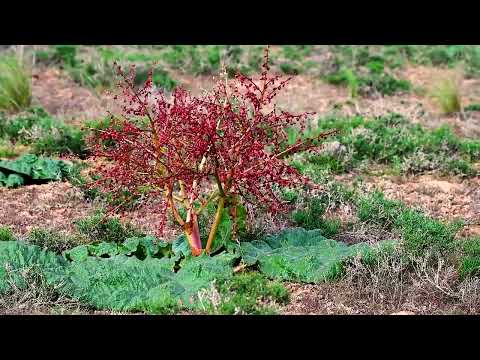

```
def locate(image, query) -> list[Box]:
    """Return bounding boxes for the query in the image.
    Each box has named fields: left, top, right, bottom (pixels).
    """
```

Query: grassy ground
left=1, top=45, right=480, bottom=314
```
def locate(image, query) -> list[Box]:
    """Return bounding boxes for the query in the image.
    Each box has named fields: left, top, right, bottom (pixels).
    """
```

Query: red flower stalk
left=90, top=46, right=337, bottom=256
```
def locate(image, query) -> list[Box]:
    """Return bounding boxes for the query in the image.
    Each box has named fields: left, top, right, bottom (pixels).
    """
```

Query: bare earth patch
left=0, top=182, right=94, bottom=236
left=361, top=175, right=480, bottom=237
left=280, top=280, right=477, bottom=315
left=32, top=68, right=108, bottom=124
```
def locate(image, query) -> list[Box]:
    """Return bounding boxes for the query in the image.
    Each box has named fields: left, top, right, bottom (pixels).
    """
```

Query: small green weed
left=357, top=192, right=405, bottom=229
left=292, top=196, right=341, bottom=237
left=0, top=107, right=87, bottom=157
left=74, top=212, right=143, bottom=244
left=26, top=228, right=86, bottom=253
left=199, top=272, right=289, bottom=315
left=0, top=226, right=15, bottom=241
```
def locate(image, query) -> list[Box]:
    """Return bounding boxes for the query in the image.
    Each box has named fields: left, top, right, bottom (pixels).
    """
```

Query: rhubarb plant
left=90, top=46, right=336, bottom=256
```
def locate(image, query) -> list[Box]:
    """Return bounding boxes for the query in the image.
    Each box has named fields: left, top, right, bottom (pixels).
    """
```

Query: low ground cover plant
left=288, top=113, right=480, bottom=177
left=0, top=153, right=72, bottom=188
left=0, top=107, right=87, bottom=157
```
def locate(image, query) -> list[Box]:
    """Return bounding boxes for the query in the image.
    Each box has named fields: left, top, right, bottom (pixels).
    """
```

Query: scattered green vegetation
left=324, top=47, right=411, bottom=96
left=327, top=45, right=480, bottom=78
left=397, top=209, right=462, bottom=256
left=357, top=192, right=406, bottom=230
left=200, top=272, right=289, bottom=315
left=356, top=191, right=462, bottom=257
left=325, top=66, right=410, bottom=97
left=464, top=103, right=480, bottom=112
left=134, top=67, right=177, bottom=91
left=0, top=56, right=31, bottom=112
left=0, top=107, right=87, bottom=157
left=0, top=226, right=15, bottom=242
left=292, top=196, right=341, bottom=237
left=26, top=228, right=86, bottom=253
left=73, top=211, right=144, bottom=244
left=0, top=153, right=72, bottom=188
left=290, top=113, right=480, bottom=177
left=459, top=237, right=480, bottom=279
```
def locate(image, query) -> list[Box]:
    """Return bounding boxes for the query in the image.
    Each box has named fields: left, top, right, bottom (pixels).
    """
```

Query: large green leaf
left=5, top=174, right=24, bottom=188
left=0, top=154, right=71, bottom=182
left=59, top=252, right=237, bottom=313
left=64, top=236, right=174, bottom=261
left=239, top=228, right=394, bottom=283
left=64, top=245, right=89, bottom=262
left=0, top=241, right=67, bottom=294
left=0, top=154, right=35, bottom=176
left=0, top=239, right=238, bottom=313
left=30, top=157, right=66, bottom=180
left=59, top=255, right=178, bottom=312
left=172, top=234, right=191, bottom=257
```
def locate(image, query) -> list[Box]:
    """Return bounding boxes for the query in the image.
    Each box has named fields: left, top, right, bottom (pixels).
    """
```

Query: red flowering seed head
left=90, top=46, right=335, bottom=235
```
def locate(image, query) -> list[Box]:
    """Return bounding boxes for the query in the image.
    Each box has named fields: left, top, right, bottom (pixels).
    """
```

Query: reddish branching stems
left=89, top=46, right=337, bottom=256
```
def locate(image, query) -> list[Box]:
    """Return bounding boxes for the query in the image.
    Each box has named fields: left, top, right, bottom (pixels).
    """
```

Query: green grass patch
left=200, top=272, right=289, bottom=315
left=290, top=113, right=480, bottom=177
left=0, top=226, right=15, bottom=242
left=0, top=56, right=31, bottom=112
left=26, top=228, right=87, bottom=254
left=0, top=107, right=87, bottom=157
left=458, top=237, right=480, bottom=279
left=74, top=211, right=144, bottom=244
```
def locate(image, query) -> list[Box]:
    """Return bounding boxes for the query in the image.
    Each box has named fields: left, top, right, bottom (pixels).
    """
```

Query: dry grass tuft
left=429, top=71, right=463, bottom=115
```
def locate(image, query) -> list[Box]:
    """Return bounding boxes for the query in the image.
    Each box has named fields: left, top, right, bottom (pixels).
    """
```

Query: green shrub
left=357, top=192, right=405, bottom=229
left=293, top=197, right=327, bottom=228
left=361, top=73, right=411, bottom=96
left=0, top=57, right=31, bottom=112
left=0, top=226, right=15, bottom=241
left=0, top=139, right=23, bottom=158
left=464, top=103, right=480, bottom=112
left=462, top=237, right=480, bottom=257
left=395, top=210, right=462, bottom=256
left=280, top=188, right=300, bottom=203
left=458, top=257, right=480, bottom=279
left=324, top=49, right=411, bottom=97
left=425, top=46, right=464, bottom=66
left=280, top=62, right=301, bottom=75
left=356, top=190, right=462, bottom=257
left=458, top=237, right=480, bottom=279
left=54, top=45, right=78, bottom=67
left=64, top=161, right=101, bottom=201
left=0, top=107, right=87, bottom=156
left=292, top=196, right=341, bottom=237
left=134, top=68, right=177, bottom=91
left=31, top=119, right=86, bottom=156
left=74, top=212, right=143, bottom=244
left=27, top=228, right=86, bottom=253
left=204, top=272, right=290, bottom=315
